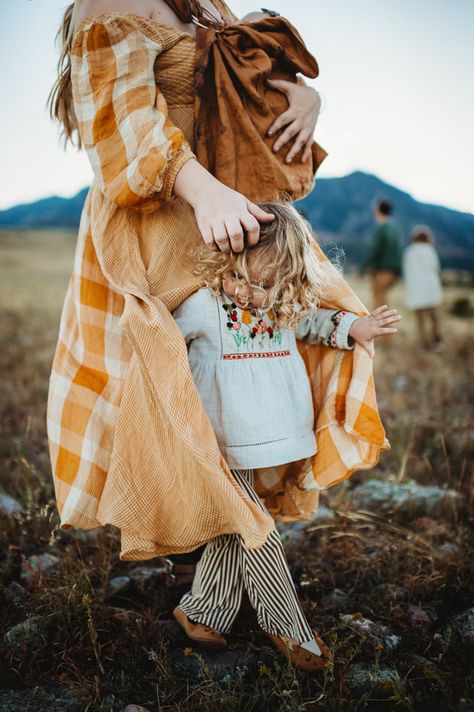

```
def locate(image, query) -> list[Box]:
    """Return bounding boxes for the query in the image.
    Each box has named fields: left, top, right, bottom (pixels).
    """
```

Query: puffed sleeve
left=70, top=16, right=196, bottom=211
left=295, top=308, right=359, bottom=350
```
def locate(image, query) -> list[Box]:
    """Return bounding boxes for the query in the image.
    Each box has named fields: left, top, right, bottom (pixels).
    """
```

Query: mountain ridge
left=1, top=171, right=472, bottom=270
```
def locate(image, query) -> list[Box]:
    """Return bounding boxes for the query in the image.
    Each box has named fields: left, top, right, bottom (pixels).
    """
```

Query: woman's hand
left=265, top=78, right=322, bottom=163
left=173, top=158, right=275, bottom=253
left=348, top=305, right=401, bottom=358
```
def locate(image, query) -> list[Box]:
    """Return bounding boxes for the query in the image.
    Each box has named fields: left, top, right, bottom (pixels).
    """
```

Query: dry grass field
left=0, top=228, right=473, bottom=711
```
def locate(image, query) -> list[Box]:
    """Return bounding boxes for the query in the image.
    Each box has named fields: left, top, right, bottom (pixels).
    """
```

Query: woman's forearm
left=173, top=157, right=222, bottom=209
left=172, top=157, right=275, bottom=253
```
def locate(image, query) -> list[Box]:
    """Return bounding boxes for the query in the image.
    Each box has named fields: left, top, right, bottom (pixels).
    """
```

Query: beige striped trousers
left=178, top=468, right=314, bottom=644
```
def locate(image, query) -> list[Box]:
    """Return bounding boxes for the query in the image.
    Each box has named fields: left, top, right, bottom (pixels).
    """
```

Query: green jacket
left=363, top=219, right=403, bottom=275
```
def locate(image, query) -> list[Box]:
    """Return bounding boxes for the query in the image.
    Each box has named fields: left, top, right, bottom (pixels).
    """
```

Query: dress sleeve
left=70, top=16, right=196, bottom=212
left=295, top=308, right=359, bottom=350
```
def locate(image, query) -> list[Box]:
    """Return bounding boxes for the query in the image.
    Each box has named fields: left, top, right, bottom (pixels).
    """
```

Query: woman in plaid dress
left=47, top=0, right=392, bottom=670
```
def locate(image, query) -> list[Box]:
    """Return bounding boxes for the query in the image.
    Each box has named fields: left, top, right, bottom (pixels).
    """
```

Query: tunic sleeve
left=70, top=16, right=196, bottom=211
left=295, top=308, right=359, bottom=350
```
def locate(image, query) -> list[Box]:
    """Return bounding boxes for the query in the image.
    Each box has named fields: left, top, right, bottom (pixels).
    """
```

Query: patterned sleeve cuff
left=334, top=312, right=359, bottom=350
left=160, top=144, right=196, bottom=202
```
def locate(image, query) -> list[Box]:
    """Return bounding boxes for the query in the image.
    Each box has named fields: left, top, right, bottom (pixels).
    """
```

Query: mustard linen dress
left=47, top=1, right=388, bottom=561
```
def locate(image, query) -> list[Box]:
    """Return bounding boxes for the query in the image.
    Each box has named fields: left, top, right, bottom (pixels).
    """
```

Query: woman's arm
left=71, top=13, right=274, bottom=252
left=173, top=160, right=274, bottom=254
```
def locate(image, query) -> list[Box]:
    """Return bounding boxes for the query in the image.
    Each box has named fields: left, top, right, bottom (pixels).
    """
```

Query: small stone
left=408, top=654, right=443, bottom=679
left=119, top=706, right=152, bottom=712
left=21, top=553, right=60, bottom=583
left=408, top=605, right=431, bottom=626
left=344, top=663, right=402, bottom=699
left=277, top=505, right=335, bottom=544
left=3, top=616, right=43, bottom=649
left=445, top=608, right=474, bottom=648
left=106, top=576, right=132, bottom=597
left=129, top=566, right=167, bottom=589
left=340, top=613, right=401, bottom=651
left=172, top=646, right=255, bottom=682
left=321, top=588, right=349, bottom=611
left=0, top=493, right=22, bottom=515
left=351, top=480, right=463, bottom=520
left=438, top=542, right=460, bottom=558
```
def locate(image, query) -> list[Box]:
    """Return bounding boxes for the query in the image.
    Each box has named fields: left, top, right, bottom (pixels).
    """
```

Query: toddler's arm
left=295, top=308, right=359, bottom=349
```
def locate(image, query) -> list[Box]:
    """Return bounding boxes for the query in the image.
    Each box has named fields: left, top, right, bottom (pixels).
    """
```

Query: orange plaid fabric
left=47, top=7, right=389, bottom=561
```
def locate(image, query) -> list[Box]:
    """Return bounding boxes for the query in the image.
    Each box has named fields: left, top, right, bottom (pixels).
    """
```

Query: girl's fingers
left=370, top=305, right=388, bottom=316
left=377, top=327, right=398, bottom=335
left=361, top=340, right=375, bottom=358
left=379, top=314, right=401, bottom=326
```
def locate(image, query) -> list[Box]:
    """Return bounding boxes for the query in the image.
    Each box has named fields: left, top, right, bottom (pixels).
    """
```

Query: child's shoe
left=173, top=606, right=227, bottom=649
left=265, top=628, right=333, bottom=671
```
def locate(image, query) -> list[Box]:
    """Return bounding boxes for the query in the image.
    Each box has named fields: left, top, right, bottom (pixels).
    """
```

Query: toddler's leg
left=232, top=469, right=319, bottom=654
left=177, top=531, right=244, bottom=634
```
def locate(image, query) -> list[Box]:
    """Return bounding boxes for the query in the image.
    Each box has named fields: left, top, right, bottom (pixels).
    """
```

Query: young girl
left=171, top=201, right=400, bottom=670
left=403, top=225, right=443, bottom=349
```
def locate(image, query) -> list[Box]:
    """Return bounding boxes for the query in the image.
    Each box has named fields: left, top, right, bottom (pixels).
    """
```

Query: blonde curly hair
left=193, top=201, right=341, bottom=329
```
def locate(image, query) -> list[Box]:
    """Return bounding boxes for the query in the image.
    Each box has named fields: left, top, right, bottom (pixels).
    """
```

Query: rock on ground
left=276, top=505, right=336, bottom=544
left=20, top=553, right=60, bottom=583
left=0, top=493, right=22, bottom=515
left=445, top=607, right=474, bottom=648
left=3, top=616, right=44, bottom=649
left=172, top=646, right=256, bottom=682
left=0, top=685, right=86, bottom=711
left=351, top=479, right=463, bottom=519
left=340, top=613, right=401, bottom=651
left=344, top=663, right=403, bottom=699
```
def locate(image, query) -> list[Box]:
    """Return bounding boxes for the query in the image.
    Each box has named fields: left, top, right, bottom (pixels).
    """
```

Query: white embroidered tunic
left=172, top=287, right=358, bottom=469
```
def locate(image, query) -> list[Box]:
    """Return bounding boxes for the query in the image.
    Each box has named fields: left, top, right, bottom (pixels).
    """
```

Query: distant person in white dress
left=403, top=225, right=443, bottom=349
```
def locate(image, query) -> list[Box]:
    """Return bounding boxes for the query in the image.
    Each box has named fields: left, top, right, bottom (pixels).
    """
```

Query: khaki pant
left=372, top=270, right=398, bottom=310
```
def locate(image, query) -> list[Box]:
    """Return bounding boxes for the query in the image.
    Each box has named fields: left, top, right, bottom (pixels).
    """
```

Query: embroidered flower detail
left=241, top=309, right=252, bottom=324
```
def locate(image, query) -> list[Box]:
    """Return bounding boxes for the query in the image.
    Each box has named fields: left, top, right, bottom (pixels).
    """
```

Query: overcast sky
left=0, top=0, right=473, bottom=213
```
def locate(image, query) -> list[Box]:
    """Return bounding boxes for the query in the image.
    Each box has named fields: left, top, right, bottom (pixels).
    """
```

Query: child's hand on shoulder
left=348, top=305, right=401, bottom=358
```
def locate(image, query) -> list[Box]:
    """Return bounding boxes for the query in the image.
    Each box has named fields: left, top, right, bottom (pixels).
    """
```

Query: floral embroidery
left=221, top=299, right=282, bottom=351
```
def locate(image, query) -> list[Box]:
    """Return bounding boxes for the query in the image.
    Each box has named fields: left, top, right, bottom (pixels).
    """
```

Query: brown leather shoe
left=265, top=628, right=333, bottom=671
left=173, top=606, right=227, bottom=649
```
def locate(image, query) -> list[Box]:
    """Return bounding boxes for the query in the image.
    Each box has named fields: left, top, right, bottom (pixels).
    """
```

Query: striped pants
left=178, top=468, right=315, bottom=646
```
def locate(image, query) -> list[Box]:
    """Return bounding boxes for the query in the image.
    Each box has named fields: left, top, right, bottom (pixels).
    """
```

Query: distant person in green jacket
left=362, top=198, right=403, bottom=310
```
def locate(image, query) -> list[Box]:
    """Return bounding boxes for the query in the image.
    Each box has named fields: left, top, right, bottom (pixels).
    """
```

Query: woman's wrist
left=173, top=157, right=223, bottom=209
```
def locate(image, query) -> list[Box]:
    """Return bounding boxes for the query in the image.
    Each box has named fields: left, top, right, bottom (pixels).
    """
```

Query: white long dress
left=403, top=243, right=443, bottom=310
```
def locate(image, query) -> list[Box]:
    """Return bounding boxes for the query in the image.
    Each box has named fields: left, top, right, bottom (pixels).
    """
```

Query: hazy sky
left=0, top=0, right=473, bottom=213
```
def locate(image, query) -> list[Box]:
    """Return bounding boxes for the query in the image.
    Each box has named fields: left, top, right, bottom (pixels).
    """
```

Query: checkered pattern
left=47, top=9, right=389, bottom=562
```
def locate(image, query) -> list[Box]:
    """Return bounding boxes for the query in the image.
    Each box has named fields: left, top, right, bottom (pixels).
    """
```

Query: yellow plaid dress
left=47, top=4, right=389, bottom=561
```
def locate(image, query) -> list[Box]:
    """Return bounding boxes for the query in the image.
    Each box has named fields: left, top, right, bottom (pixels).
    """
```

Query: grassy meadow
left=0, top=227, right=473, bottom=711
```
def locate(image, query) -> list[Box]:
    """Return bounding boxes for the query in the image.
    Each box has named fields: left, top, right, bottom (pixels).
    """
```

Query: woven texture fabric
left=47, top=4, right=389, bottom=562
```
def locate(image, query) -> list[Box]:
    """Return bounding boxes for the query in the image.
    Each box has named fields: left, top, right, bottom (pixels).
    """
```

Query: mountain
left=295, top=171, right=474, bottom=271
left=1, top=172, right=473, bottom=270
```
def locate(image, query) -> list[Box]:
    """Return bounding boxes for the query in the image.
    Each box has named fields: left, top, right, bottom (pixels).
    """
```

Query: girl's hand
left=348, top=305, right=401, bottom=358
left=265, top=78, right=322, bottom=163
left=173, top=158, right=275, bottom=253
